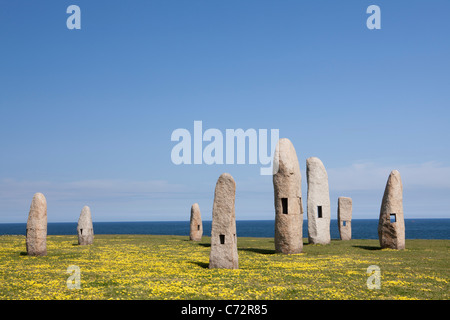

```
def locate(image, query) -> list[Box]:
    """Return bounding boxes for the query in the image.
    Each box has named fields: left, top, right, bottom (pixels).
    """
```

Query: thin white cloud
left=1, top=161, right=449, bottom=222
left=327, top=161, right=450, bottom=191
left=0, top=178, right=187, bottom=203
left=0, top=178, right=192, bottom=222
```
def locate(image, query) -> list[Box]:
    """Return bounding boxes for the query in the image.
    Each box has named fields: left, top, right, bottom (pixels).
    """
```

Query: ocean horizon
left=0, top=218, right=449, bottom=240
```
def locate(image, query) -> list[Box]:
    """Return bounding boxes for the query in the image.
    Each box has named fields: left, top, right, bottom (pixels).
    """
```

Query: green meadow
left=0, top=235, right=448, bottom=300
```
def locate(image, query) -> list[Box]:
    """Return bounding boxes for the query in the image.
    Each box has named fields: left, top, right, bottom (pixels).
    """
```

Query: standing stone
left=378, top=170, right=405, bottom=250
left=26, top=193, right=47, bottom=256
left=189, top=203, right=203, bottom=241
left=338, top=197, right=352, bottom=240
left=306, top=157, right=331, bottom=245
left=273, top=138, right=303, bottom=254
left=209, top=173, right=238, bottom=269
left=77, top=206, right=94, bottom=245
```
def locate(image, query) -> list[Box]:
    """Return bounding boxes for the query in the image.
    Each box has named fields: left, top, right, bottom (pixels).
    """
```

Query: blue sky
left=0, top=0, right=449, bottom=222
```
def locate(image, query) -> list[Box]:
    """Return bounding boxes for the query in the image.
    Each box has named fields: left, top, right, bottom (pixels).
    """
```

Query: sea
left=0, top=219, right=449, bottom=239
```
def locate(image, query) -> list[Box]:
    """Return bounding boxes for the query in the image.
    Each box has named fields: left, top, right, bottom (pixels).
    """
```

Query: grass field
left=0, top=235, right=448, bottom=300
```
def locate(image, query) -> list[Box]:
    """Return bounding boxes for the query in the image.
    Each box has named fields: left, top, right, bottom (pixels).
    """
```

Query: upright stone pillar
left=189, top=203, right=203, bottom=241
left=26, top=193, right=47, bottom=256
left=378, top=170, right=405, bottom=249
left=338, top=197, right=352, bottom=240
left=306, top=157, right=331, bottom=245
left=77, top=206, right=94, bottom=245
left=209, top=173, right=239, bottom=269
left=273, top=138, right=303, bottom=254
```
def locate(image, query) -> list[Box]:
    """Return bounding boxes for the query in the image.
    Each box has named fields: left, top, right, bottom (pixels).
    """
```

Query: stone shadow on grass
left=352, top=245, right=381, bottom=251
left=190, top=261, right=209, bottom=269
left=238, top=247, right=276, bottom=255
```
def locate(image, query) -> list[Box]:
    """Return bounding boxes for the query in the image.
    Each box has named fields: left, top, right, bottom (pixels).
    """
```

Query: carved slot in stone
left=317, top=206, right=323, bottom=218
left=282, top=198, right=288, bottom=214
left=219, top=234, right=225, bottom=244
left=390, top=213, right=396, bottom=223
left=299, top=197, right=302, bottom=214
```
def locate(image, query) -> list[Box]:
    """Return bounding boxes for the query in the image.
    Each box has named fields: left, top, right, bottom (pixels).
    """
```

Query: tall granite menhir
left=273, top=138, right=303, bottom=254
left=77, top=206, right=94, bottom=245
left=378, top=170, right=405, bottom=250
left=189, top=203, right=203, bottom=241
left=338, top=197, right=352, bottom=240
left=307, top=157, right=331, bottom=245
left=209, top=173, right=239, bottom=269
left=26, top=193, right=47, bottom=256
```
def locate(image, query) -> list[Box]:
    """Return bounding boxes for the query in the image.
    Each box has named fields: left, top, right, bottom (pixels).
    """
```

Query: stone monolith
left=273, top=138, right=303, bottom=254
left=77, top=206, right=94, bottom=245
left=209, top=173, right=239, bottom=269
left=378, top=170, right=405, bottom=249
left=338, top=197, right=352, bottom=240
left=190, top=203, right=203, bottom=241
left=307, top=157, right=331, bottom=245
left=26, top=193, right=47, bottom=256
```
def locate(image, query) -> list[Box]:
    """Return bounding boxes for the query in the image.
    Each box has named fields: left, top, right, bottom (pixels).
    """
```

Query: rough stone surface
left=378, top=170, right=405, bottom=250
left=77, top=206, right=94, bottom=245
left=26, top=193, right=47, bottom=256
left=306, top=157, right=331, bottom=245
left=337, top=197, right=352, bottom=241
left=209, top=173, right=239, bottom=269
left=189, top=203, right=203, bottom=241
left=273, top=138, right=303, bottom=254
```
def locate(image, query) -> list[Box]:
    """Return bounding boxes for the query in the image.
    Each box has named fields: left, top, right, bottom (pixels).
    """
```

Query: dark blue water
left=0, top=219, right=448, bottom=239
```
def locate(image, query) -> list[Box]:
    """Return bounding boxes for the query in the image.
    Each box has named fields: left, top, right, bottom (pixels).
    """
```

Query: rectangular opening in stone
left=219, top=234, right=225, bottom=244
left=298, top=197, right=302, bottom=214
left=197, top=225, right=200, bottom=231
left=317, top=206, right=323, bottom=218
left=343, top=221, right=347, bottom=227
left=281, top=198, right=288, bottom=214
left=390, top=213, right=396, bottom=223
left=80, top=228, right=83, bottom=235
